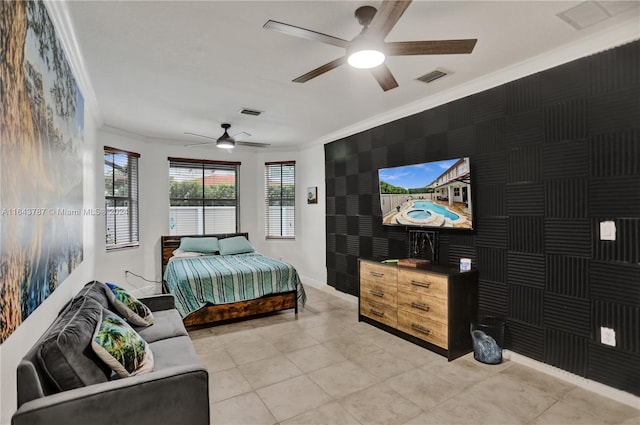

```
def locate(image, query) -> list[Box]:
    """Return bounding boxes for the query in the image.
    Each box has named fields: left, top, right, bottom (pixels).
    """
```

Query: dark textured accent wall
left=324, top=41, right=640, bottom=395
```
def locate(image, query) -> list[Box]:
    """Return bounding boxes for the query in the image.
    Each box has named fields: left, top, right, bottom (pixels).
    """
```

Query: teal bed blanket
left=163, top=252, right=306, bottom=318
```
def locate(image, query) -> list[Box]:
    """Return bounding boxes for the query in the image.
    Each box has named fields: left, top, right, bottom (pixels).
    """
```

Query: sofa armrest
left=12, top=365, right=209, bottom=425
left=138, top=293, right=175, bottom=311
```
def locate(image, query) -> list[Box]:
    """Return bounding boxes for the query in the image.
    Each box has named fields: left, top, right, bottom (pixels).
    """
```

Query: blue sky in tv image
left=378, top=158, right=460, bottom=190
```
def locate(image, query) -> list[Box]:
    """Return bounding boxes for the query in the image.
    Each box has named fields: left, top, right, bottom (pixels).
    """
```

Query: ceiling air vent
left=557, top=1, right=639, bottom=31
left=240, top=108, right=263, bottom=116
left=416, top=69, right=449, bottom=84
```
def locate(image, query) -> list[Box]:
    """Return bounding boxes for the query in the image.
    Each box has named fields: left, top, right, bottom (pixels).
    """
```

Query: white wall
left=295, top=144, right=327, bottom=286
left=251, top=145, right=326, bottom=287
left=0, top=108, right=100, bottom=425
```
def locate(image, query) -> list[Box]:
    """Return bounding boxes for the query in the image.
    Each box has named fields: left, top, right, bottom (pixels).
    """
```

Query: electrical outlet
left=600, top=327, right=616, bottom=347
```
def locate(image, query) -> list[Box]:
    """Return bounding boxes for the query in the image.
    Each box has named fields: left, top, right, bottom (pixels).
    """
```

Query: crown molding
left=305, top=18, right=640, bottom=149
left=45, top=1, right=102, bottom=126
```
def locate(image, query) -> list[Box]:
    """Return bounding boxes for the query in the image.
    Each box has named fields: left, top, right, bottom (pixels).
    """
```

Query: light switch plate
left=600, top=221, right=616, bottom=241
left=601, top=327, right=616, bottom=347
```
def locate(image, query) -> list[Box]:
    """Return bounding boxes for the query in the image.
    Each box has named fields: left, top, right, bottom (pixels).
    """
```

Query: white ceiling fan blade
left=232, top=131, right=251, bottom=140
left=184, top=141, right=216, bottom=147
left=236, top=141, right=271, bottom=148
left=184, top=129, right=269, bottom=147
left=184, top=131, right=217, bottom=140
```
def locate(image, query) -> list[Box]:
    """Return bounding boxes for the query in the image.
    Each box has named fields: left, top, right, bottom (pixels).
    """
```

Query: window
left=265, top=161, right=295, bottom=239
left=169, top=158, right=240, bottom=235
left=104, top=146, right=139, bottom=250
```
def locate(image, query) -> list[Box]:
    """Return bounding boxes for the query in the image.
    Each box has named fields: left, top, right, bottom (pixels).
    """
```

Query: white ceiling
left=64, top=1, right=640, bottom=149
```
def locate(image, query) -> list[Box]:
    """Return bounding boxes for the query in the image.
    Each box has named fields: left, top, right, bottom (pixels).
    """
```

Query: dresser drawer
left=360, top=261, right=397, bottom=288
left=397, top=290, right=447, bottom=324
left=360, top=298, right=397, bottom=328
left=398, top=310, right=448, bottom=349
left=361, top=280, right=397, bottom=306
left=398, top=269, right=447, bottom=300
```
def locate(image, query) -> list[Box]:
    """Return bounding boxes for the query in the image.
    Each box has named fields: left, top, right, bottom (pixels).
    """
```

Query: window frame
left=265, top=161, right=296, bottom=240
left=104, top=146, right=140, bottom=251
left=168, top=157, right=241, bottom=235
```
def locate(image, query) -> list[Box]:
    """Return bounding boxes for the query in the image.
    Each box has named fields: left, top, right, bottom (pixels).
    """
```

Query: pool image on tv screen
left=378, top=157, right=473, bottom=230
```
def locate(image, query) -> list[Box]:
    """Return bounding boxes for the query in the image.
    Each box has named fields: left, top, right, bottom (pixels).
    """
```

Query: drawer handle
left=411, top=280, right=431, bottom=288
left=369, top=271, right=384, bottom=277
left=370, top=308, right=385, bottom=317
left=370, top=289, right=384, bottom=297
left=411, top=302, right=430, bottom=312
left=411, top=324, right=431, bottom=335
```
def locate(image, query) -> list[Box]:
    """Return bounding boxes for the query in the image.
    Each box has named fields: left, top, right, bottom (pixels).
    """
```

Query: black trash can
left=470, top=316, right=505, bottom=364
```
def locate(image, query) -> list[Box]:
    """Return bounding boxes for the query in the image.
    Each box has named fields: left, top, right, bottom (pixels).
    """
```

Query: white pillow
left=172, top=249, right=206, bottom=258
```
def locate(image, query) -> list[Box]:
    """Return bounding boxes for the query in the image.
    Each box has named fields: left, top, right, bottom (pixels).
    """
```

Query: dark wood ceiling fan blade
left=370, top=64, right=399, bottom=91
left=293, top=56, right=347, bottom=83
left=386, top=39, right=478, bottom=55
left=264, top=20, right=349, bottom=48
left=367, top=0, right=412, bottom=39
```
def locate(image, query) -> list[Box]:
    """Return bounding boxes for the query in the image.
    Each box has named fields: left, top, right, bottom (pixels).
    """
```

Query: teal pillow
left=91, top=309, right=154, bottom=378
left=179, top=237, right=219, bottom=254
left=105, top=282, right=154, bottom=326
left=218, top=236, right=255, bottom=255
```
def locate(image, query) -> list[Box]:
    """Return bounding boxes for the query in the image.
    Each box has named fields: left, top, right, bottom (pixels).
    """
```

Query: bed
left=161, top=233, right=305, bottom=328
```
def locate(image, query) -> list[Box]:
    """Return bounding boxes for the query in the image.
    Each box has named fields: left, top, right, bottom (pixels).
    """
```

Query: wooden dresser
left=359, top=259, right=478, bottom=361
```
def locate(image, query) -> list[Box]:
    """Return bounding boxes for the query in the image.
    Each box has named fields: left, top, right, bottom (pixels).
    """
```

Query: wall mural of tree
left=0, top=0, right=84, bottom=343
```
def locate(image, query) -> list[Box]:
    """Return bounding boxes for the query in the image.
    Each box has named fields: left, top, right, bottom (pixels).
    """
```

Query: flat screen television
left=377, top=157, right=473, bottom=230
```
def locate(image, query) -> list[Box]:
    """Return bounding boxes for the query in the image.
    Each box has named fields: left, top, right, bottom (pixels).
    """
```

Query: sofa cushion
left=37, top=297, right=111, bottom=391
left=134, top=309, right=187, bottom=343
left=72, top=280, right=111, bottom=309
left=149, top=336, right=200, bottom=370
left=91, top=309, right=154, bottom=378
left=105, top=282, right=154, bottom=326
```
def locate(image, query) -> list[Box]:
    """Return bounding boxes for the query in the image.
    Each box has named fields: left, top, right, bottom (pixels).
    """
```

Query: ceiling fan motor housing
left=355, top=6, right=377, bottom=28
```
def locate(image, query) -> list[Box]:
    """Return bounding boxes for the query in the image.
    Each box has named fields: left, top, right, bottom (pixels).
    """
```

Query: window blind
left=104, top=146, right=140, bottom=249
left=265, top=161, right=295, bottom=239
left=168, top=158, right=240, bottom=235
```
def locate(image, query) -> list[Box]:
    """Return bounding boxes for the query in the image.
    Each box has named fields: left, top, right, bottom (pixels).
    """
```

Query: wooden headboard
left=160, top=233, right=249, bottom=275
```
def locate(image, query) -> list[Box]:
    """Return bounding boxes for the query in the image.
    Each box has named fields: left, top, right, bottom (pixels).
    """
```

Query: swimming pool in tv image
left=397, top=200, right=466, bottom=227
left=411, top=201, right=460, bottom=221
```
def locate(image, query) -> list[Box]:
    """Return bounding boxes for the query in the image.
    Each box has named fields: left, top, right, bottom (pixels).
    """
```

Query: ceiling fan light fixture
left=216, top=123, right=235, bottom=149
left=216, top=138, right=235, bottom=149
left=348, top=49, right=386, bottom=69
left=347, top=35, right=386, bottom=69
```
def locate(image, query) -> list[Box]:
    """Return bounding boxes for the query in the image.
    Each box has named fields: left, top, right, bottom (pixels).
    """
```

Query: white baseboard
left=503, top=350, right=640, bottom=409
left=298, top=276, right=358, bottom=304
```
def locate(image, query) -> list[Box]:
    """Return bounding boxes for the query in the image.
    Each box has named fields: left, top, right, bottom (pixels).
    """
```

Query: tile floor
left=189, top=286, right=640, bottom=425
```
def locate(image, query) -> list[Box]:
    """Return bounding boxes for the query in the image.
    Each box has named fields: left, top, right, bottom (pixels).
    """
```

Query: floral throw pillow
left=91, top=309, right=154, bottom=378
left=105, top=282, right=154, bottom=326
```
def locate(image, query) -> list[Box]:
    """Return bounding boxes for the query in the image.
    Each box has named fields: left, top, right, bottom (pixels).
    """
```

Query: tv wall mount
left=408, top=229, right=439, bottom=265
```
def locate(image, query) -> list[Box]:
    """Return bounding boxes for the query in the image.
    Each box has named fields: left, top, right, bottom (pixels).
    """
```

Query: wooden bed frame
left=161, top=233, right=298, bottom=328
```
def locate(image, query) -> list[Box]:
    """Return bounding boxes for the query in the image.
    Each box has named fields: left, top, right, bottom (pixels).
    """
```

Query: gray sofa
left=12, top=281, right=209, bottom=425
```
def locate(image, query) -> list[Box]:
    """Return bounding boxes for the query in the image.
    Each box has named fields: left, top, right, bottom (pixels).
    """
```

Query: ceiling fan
left=184, top=124, right=271, bottom=149
left=264, top=0, right=477, bottom=91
